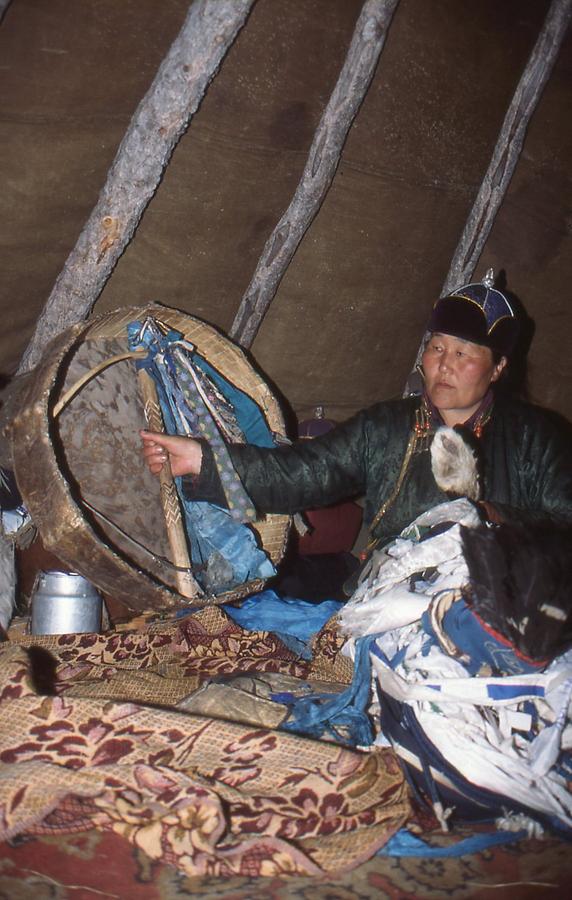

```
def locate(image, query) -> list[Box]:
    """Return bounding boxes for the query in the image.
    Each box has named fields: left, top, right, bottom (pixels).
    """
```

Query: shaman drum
left=11, top=304, right=290, bottom=616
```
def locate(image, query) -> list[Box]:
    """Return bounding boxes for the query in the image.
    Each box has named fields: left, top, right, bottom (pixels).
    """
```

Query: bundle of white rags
left=340, top=427, right=481, bottom=638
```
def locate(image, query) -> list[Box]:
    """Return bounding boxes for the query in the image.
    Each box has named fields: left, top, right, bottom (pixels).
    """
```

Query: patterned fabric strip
left=128, top=318, right=256, bottom=522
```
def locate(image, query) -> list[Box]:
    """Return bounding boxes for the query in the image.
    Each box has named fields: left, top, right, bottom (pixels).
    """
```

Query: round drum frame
left=11, top=304, right=290, bottom=616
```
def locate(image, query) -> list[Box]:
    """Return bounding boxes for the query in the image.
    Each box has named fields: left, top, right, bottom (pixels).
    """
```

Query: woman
left=141, top=278, right=572, bottom=552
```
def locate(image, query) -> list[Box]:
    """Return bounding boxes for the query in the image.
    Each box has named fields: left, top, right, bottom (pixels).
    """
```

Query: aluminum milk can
left=30, top=571, right=102, bottom=635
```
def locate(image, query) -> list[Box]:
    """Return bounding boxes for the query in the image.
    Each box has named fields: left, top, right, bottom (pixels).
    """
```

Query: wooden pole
left=229, top=0, right=400, bottom=349
left=18, top=0, right=254, bottom=374
left=405, top=0, right=572, bottom=392
left=442, top=0, right=572, bottom=295
left=0, top=0, right=12, bottom=25
left=137, top=370, right=202, bottom=599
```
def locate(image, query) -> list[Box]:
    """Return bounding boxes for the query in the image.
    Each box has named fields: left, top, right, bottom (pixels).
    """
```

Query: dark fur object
left=461, top=524, right=572, bottom=662
left=26, top=646, right=58, bottom=695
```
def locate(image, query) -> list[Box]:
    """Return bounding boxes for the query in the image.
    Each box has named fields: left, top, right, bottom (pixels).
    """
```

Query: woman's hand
left=140, top=430, right=203, bottom=478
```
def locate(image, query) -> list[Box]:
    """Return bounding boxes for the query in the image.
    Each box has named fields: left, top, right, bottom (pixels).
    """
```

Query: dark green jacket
left=193, top=395, right=572, bottom=547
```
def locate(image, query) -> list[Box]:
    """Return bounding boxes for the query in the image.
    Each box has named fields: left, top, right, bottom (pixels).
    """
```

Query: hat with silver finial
left=427, top=269, right=519, bottom=356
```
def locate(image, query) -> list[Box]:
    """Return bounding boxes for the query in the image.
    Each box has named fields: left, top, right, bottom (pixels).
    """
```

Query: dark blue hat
left=428, top=271, right=518, bottom=356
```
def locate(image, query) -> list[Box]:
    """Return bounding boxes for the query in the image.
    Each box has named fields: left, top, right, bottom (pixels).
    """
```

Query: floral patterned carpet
left=0, top=607, right=570, bottom=897
left=2, top=826, right=570, bottom=899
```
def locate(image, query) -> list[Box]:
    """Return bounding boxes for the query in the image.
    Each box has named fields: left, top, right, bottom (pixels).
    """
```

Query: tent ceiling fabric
left=1, top=0, right=571, bottom=422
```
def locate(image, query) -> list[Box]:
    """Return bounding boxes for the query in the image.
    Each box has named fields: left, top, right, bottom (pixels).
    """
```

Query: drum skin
left=11, top=304, right=289, bottom=616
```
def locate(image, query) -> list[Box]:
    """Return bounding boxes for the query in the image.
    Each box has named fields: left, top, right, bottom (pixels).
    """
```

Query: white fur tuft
left=430, top=427, right=481, bottom=501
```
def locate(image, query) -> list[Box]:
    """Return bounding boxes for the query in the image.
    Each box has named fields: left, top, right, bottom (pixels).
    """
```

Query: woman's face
left=422, top=333, right=507, bottom=426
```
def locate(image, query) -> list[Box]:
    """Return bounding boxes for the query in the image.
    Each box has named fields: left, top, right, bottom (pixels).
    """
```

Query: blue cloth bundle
left=128, top=317, right=276, bottom=594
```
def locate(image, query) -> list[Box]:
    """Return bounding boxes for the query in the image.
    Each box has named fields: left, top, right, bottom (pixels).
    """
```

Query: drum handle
left=137, top=368, right=203, bottom=600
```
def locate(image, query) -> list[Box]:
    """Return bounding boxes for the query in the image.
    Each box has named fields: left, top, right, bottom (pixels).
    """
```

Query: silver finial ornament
left=482, top=268, right=495, bottom=289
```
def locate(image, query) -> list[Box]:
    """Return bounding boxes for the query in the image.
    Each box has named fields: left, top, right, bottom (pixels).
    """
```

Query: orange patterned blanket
left=0, top=609, right=410, bottom=878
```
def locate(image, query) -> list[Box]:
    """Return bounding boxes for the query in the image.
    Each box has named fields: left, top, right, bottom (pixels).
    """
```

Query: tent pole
left=18, top=0, right=254, bottom=375
left=230, top=0, right=400, bottom=349
left=0, top=0, right=12, bottom=25
left=405, top=0, right=572, bottom=394
left=442, top=0, right=572, bottom=296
